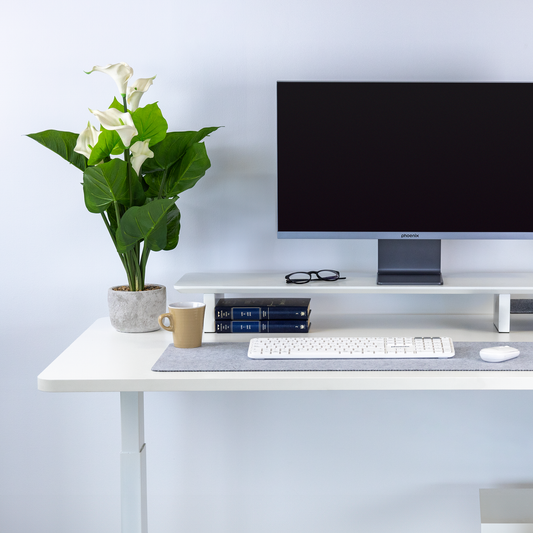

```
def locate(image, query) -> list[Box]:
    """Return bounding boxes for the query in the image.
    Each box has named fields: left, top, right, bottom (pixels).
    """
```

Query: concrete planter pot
left=108, top=284, right=167, bottom=333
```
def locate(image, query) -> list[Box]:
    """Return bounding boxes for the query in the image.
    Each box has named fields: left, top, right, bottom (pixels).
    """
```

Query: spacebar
left=273, top=352, right=429, bottom=358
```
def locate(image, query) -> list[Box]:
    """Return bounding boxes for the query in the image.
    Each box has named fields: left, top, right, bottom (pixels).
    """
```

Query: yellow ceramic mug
left=158, top=302, right=206, bottom=348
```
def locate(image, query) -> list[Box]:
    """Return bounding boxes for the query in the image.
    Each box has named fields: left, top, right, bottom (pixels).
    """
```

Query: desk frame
left=121, top=392, right=147, bottom=533
left=38, top=313, right=533, bottom=533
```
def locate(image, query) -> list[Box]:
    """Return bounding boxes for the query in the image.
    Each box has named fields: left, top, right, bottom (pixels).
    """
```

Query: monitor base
left=377, top=272, right=443, bottom=285
left=377, top=239, right=443, bottom=285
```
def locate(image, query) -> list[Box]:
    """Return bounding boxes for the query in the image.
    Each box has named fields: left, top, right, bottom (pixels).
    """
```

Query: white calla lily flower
left=74, top=121, right=101, bottom=159
left=85, top=62, right=133, bottom=97
left=127, top=76, right=156, bottom=111
left=89, top=108, right=138, bottom=148
left=130, top=140, right=154, bottom=175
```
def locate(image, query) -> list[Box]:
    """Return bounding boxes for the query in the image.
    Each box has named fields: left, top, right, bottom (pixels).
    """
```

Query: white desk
left=38, top=313, right=533, bottom=533
left=174, top=271, right=533, bottom=333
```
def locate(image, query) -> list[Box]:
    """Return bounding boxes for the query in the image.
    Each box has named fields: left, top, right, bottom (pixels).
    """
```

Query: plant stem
left=113, top=201, right=136, bottom=290
left=124, top=251, right=137, bottom=290
left=140, top=243, right=151, bottom=286
left=123, top=95, right=134, bottom=208
left=118, top=95, right=141, bottom=290
left=133, top=243, right=144, bottom=290
left=100, top=212, right=128, bottom=272
left=113, top=200, right=122, bottom=227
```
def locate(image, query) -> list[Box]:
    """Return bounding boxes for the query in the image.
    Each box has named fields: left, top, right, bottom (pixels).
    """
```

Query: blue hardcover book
left=214, top=298, right=311, bottom=320
left=215, top=319, right=311, bottom=333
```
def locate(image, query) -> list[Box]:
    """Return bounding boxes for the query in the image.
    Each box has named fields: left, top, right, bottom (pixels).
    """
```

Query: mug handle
left=158, top=313, right=173, bottom=331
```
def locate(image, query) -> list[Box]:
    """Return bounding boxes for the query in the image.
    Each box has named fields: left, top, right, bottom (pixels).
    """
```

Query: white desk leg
left=120, top=392, right=148, bottom=533
left=203, top=293, right=224, bottom=333
left=494, top=294, right=511, bottom=333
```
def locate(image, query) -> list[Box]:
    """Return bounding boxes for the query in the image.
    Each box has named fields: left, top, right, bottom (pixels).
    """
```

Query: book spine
left=215, top=320, right=310, bottom=333
left=214, top=306, right=309, bottom=320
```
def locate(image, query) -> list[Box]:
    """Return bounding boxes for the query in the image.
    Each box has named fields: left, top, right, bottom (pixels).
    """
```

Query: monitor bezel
left=277, top=80, right=533, bottom=242
left=277, top=231, right=533, bottom=239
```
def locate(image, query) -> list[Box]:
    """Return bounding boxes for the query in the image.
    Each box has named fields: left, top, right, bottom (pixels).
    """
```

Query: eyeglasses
left=285, top=270, right=346, bottom=284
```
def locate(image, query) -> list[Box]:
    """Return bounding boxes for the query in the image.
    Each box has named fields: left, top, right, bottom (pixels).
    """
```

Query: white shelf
left=175, top=271, right=533, bottom=294
left=175, top=271, right=533, bottom=333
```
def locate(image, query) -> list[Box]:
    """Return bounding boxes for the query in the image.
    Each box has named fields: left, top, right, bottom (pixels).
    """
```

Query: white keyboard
left=248, top=336, right=455, bottom=359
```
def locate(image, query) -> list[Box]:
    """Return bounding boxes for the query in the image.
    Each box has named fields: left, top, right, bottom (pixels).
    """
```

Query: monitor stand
left=377, top=239, right=443, bottom=285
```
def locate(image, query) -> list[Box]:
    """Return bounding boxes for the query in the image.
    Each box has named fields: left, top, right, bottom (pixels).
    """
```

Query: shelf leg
left=494, top=294, right=511, bottom=333
left=480, top=488, right=533, bottom=531
left=120, top=392, right=147, bottom=533
left=203, top=293, right=224, bottom=332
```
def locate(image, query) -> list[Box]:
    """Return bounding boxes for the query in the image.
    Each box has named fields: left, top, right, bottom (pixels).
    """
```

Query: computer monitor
left=276, top=81, right=533, bottom=285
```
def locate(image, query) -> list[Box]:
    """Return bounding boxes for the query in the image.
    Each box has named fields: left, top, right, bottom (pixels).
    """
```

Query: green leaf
left=83, top=159, right=145, bottom=213
left=191, top=126, right=220, bottom=144
left=87, top=128, right=125, bottom=166
left=116, top=198, right=176, bottom=253
left=27, top=130, right=87, bottom=172
left=131, top=102, right=168, bottom=147
left=83, top=159, right=128, bottom=213
left=143, top=127, right=220, bottom=173
left=109, top=97, right=125, bottom=112
left=166, top=142, right=211, bottom=196
left=142, top=170, right=166, bottom=198
left=165, top=205, right=181, bottom=251
left=128, top=173, right=147, bottom=208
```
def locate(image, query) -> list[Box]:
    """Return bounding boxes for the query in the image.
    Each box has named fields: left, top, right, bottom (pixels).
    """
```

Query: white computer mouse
left=479, top=345, right=520, bottom=363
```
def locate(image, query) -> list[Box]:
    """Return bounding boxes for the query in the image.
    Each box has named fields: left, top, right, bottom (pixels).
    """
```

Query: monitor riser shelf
left=174, top=271, right=533, bottom=334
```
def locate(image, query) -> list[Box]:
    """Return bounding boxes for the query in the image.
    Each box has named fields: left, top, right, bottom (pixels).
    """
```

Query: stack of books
left=214, top=297, right=311, bottom=333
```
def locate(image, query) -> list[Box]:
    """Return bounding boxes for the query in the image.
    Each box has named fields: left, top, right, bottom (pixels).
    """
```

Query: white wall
left=2, top=1, right=533, bottom=532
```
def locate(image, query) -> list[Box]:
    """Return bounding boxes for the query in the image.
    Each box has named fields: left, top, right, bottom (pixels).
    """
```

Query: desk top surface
left=38, top=315, right=533, bottom=393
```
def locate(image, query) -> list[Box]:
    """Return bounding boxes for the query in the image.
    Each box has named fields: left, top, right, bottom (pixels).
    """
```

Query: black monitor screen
left=277, top=81, right=533, bottom=237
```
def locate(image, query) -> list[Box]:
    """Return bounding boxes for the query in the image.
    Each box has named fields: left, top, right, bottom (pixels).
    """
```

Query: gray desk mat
left=151, top=342, right=533, bottom=372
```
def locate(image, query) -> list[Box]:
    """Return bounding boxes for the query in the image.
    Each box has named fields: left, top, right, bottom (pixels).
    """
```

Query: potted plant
left=28, top=62, right=219, bottom=332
